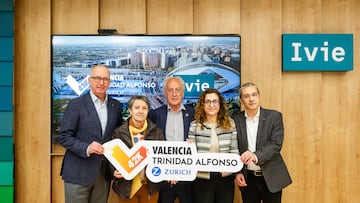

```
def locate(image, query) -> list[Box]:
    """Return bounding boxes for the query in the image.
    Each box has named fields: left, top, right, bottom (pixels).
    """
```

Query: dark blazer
left=232, top=107, right=292, bottom=193
left=58, top=92, right=122, bottom=185
left=148, top=104, right=195, bottom=141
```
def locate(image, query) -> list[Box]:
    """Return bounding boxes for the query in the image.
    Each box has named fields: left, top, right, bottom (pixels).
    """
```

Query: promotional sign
left=282, top=34, right=353, bottom=71
left=103, top=139, right=243, bottom=182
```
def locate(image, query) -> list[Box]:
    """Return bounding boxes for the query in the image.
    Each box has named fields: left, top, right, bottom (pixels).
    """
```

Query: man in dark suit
left=58, top=65, right=122, bottom=203
left=148, top=77, right=194, bottom=203
left=233, top=82, right=292, bottom=203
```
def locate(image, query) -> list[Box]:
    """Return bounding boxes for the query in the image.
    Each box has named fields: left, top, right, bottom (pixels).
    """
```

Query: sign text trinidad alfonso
left=282, top=34, right=353, bottom=71
left=103, top=139, right=243, bottom=182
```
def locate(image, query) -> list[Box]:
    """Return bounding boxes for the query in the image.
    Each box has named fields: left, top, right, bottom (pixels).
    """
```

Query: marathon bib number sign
left=103, top=139, right=243, bottom=183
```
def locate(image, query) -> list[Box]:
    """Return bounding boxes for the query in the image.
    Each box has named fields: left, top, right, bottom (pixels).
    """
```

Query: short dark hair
left=127, top=95, right=151, bottom=110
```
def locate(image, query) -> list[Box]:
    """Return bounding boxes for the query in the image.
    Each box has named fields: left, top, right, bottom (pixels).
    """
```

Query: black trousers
left=240, top=171, right=282, bottom=203
left=192, top=173, right=234, bottom=203
left=158, top=181, right=192, bottom=203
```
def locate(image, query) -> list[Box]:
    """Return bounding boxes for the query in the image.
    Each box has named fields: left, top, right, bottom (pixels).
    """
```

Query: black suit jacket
left=58, top=92, right=122, bottom=185
left=232, top=107, right=292, bottom=193
left=148, top=104, right=194, bottom=141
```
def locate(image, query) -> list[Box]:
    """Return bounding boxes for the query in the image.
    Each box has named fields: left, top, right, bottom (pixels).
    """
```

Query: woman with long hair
left=188, top=88, right=239, bottom=203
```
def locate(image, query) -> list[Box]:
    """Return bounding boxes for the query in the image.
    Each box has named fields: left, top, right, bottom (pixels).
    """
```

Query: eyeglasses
left=166, top=88, right=182, bottom=94
left=204, top=100, right=219, bottom=106
left=90, top=76, right=111, bottom=83
left=241, top=92, right=258, bottom=99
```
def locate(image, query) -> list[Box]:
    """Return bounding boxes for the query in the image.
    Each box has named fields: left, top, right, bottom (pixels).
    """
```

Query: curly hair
left=194, top=88, right=232, bottom=130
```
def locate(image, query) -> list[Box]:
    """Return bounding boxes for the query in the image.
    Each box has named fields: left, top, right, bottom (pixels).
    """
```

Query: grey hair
left=239, top=82, right=260, bottom=98
left=90, top=65, right=109, bottom=76
left=162, top=76, right=185, bottom=93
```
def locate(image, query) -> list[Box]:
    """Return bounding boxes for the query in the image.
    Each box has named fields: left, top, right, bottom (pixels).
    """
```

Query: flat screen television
left=51, top=35, right=241, bottom=142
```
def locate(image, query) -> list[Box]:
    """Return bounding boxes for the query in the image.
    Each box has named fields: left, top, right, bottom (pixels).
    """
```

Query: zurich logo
left=151, top=167, right=161, bottom=177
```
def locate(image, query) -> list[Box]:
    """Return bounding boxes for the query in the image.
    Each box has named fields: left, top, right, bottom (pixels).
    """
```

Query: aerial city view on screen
left=51, top=35, right=241, bottom=141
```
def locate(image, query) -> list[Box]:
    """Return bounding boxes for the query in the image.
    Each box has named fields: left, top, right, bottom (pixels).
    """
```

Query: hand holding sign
left=103, top=139, right=243, bottom=182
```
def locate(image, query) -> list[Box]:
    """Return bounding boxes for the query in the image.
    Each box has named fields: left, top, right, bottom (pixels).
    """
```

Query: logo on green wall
left=282, top=34, right=353, bottom=71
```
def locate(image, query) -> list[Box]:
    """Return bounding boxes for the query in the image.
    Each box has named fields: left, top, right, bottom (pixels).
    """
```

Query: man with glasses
left=58, top=65, right=123, bottom=203
left=148, top=77, right=195, bottom=203
left=232, top=82, right=292, bottom=203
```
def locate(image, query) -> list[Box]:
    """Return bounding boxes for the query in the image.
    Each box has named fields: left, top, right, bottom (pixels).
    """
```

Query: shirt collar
left=245, top=107, right=260, bottom=119
left=167, top=103, right=186, bottom=113
left=89, top=91, right=108, bottom=104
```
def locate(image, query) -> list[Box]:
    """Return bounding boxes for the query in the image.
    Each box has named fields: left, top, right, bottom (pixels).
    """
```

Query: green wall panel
left=0, top=0, right=13, bottom=11
left=0, top=137, right=13, bottom=161
left=0, top=12, right=13, bottom=36
left=0, top=112, right=13, bottom=136
left=0, top=62, right=13, bottom=86
left=0, top=37, right=13, bottom=61
left=0, top=161, right=13, bottom=185
left=0, top=186, right=14, bottom=203
left=0, top=1, right=13, bottom=203
left=0, top=86, right=12, bottom=111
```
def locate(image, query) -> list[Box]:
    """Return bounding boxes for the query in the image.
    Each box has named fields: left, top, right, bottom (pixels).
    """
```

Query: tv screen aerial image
left=51, top=35, right=241, bottom=142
